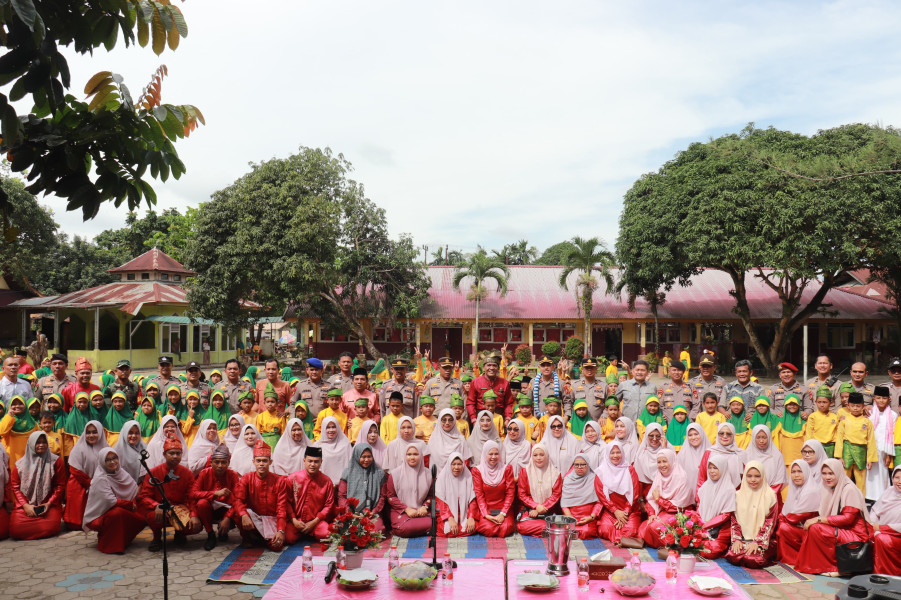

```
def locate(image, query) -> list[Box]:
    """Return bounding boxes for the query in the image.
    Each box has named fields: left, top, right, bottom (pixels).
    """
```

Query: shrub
left=541, top=341, right=562, bottom=359
left=514, top=344, right=532, bottom=365
left=563, top=336, right=584, bottom=361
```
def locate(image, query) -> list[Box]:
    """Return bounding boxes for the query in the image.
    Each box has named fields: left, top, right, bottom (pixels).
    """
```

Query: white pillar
left=94, top=307, right=100, bottom=350
left=53, top=309, right=60, bottom=351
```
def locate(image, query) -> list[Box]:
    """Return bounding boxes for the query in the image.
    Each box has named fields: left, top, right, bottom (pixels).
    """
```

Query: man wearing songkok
left=285, top=446, right=334, bottom=545
left=137, top=435, right=201, bottom=552
left=60, top=357, right=101, bottom=413
left=191, top=443, right=240, bottom=550
left=233, top=439, right=288, bottom=551
left=342, top=366, right=380, bottom=421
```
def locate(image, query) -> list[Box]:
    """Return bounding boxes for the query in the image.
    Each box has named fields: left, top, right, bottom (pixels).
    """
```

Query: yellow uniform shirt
left=696, top=411, right=727, bottom=444
left=834, top=413, right=878, bottom=462
left=347, top=416, right=368, bottom=443
left=599, top=417, right=616, bottom=443
left=313, top=407, right=348, bottom=441
left=256, top=409, right=288, bottom=447
left=413, top=415, right=437, bottom=442
left=380, top=411, right=402, bottom=444
left=519, top=415, right=540, bottom=442
left=456, top=418, right=471, bottom=438
left=804, top=410, right=838, bottom=445
left=237, top=410, right=259, bottom=428
left=490, top=412, right=505, bottom=440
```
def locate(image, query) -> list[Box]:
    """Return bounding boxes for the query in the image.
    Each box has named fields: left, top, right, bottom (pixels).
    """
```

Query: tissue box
left=588, top=560, right=627, bottom=580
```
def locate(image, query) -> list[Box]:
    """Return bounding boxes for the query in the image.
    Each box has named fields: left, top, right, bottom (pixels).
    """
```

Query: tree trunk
left=349, top=320, right=385, bottom=361
left=583, top=288, right=592, bottom=358
left=474, top=297, right=480, bottom=357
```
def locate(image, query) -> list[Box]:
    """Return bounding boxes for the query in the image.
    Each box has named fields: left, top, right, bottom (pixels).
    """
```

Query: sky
left=42, top=0, right=901, bottom=257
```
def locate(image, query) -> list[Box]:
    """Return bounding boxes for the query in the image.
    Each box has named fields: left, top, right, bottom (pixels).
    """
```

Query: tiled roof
left=108, top=248, right=196, bottom=275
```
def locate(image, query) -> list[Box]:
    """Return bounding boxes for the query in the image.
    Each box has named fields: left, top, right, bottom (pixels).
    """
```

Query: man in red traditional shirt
left=467, top=354, right=512, bottom=423
left=254, top=359, right=291, bottom=414
left=234, top=439, right=288, bottom=551
left=15, top=348, right=34, bottom=375
left=191, top=443, right=239, bottom=550
left=60, top=357, right=101, bottom=412
left=137, top=436, right=201, bottom=552
left=285, top=446, right=334, bottom=545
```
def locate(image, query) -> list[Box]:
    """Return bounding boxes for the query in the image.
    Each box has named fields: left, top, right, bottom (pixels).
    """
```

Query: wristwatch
left=498, top=512, right=506, bottom=517
left=277, top=529, right=285, bottom=534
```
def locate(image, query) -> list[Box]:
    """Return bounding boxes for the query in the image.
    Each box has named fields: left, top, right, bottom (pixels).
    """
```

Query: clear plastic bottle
left=665, top=551, right=678, bottom=584
left=443, top=552, right=454, bottom=585
left=577, top=557, right=589, bottom=591
left=302, top=546, right=313, bottom=579
left=388, top=545, right=399, bottom=572
left=630, top=551, right=641, bottom=572
left=336, top=545, right=346, bottom=570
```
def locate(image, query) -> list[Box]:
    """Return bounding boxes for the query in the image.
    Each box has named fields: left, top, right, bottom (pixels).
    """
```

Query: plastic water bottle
left=442, top=552, right=454, bottom=585
left=630, top=551, right=642, bottom=572
left=577, top=557, right=589, bottom=591
left=336, top=545, right=346, bottom=570
left=388, top=545, right=399, bottom=572
left=665, top=551, right=678, bottom=584
left=302, top=546, right=313, bottom=579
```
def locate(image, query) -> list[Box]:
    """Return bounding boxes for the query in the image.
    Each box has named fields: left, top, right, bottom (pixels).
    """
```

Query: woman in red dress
left=561, top=455, right=602, bottom=539
left=384, top=445, right=432, bottom=537
left=9, top=431, right=65, bottom=540
left=726, top=460, right=778, bottom=568
left=64, top=419, right=109, bottom=530
left=82, top=447, right=146, bottom=553
left=696, top=423, right=745, bottom=490
left=777, top=459, right=821, bottom=565
left=639, top=448, right=694, bottom=547
left=696, top=453, right=740, bottom=559
left=337, top=443, right=386, bottom=533
left=516, top=443, right=562, bottom=536
left=794, top=458, right=873, bottom=575
left=596, top=440, right=641, bottom=545
left=472, top=440, right=515, bottom=537
left=436, top=452, right=478, bottom=537
left=873, top=466, right=901, bottom=575
left=743, top=425, right=787, bottom=511
left=0, top=441, right=10, bottom=539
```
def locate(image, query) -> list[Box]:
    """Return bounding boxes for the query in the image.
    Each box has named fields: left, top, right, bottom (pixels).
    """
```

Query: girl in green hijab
left=206, top=389, right=232, bottom=433
left=293, top=399, right=315, bottom=440
left=637, top=395, right=667, bottom=439
left=135, top=396, right=161, bottom=441
left=89, top=389, right=108, bottom=421
left=245, top=366, right=258, bottom=384
left=665, top=404, right=690, bottom=450
left=568, top=399, right=592, bottom=439
left=65, top=391, right=95, bottom=438
left=44, top=392, right=68, bottom=430
left=749, top=396, right=780, bottom=431
left=163, top=384, right=187, bottom=420
left=103, top=391, right=134, bottom=440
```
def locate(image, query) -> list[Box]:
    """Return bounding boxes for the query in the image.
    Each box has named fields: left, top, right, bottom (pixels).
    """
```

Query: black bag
left=834, top=519, right=873, bottom=575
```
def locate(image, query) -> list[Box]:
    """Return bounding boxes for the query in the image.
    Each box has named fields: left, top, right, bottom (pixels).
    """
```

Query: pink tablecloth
left=263, top=557, right=506, bottom=600
left=507, top=560, right=753, bottom=600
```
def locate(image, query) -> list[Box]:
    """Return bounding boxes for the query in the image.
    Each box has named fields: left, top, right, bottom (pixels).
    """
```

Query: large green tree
left=0, top=1, right=202, bottom=228
left=0, top=174, right=57, bottom=291
left=184, top=147, right=430, bottom=358
left=94, top=207, right=195, bottom=265
left=558, top=236, right=616, bottom=357
left=493, top=239, right=537, bottom=265
left=452, top=247, right=510, bottom=356
left=617, top=124, right=901, bottom=375
left=535, top=241, right=577, bottom=265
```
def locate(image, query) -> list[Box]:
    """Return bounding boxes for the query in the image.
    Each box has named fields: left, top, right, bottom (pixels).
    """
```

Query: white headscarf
left=82, top=447, right=138, bottom=532
left=784, top=459, right=821, bottom=515
left=314, top=416, right=353, bottom=484
left=647, top=448, right=694, bottom=514
left=676, top=423, right=710, bottom=479
left=230, top=423, right=261, bottom=475
left=390, top=443, right=432, bottom=508
left=540, top=415, right=579, bottom=473
left=561, top=456, right=599, bottom=508
left=435, top=451, right=475, bottom=533
left=595, top=439, right=635, bottom=505
left=145, top=415, right=187, bottom=470
left=614, top=417, right=640, bottom=464
left=871, top=466, right=901, bottom=530
left=427, top=408, right=472, bottom=473
left=68, top=419, right=109, bottom=475
left=800, top=439, right=828, bottom=484
left=743, top=425, right=786, bottom=487
left=386, top=416, right=429, bottom=472
left=697, top=452, right=740, bottom=521
left=271, top=418, right=310, bottom=475
left=223, top=414, right=246, bottom=452
left=186, top=419, right=220, bottom=474
left=819, top=458, right=869, bottom=519
left=634, top=423, right=667, bottom=484
left=16, top=431, right=58, bottom=505
left=577, top=421, right=606, bottom=470
left=354, top=419, right=387, bottom=468
left=112, top=420, right=146, bottom=483
left=524, top=443, right=561, bottom=506
left=474, top=440, right=506, bottom=487
left=468, top=410, right=501, bottom=460
left=502, top=418, right=532, bottom=477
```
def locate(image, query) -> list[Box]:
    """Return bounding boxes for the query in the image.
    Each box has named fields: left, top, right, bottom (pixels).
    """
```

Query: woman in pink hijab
left=596, top=440, right=642, bottom=545
left=436, top=452, right=478, bottom=538
left=516, top=443, right=562, bottom=537
left=696, top=453, right=741, bottom=559
left=639, top=448, right=695, bottom=548
left=873, top=466, right=901, bottom=575
left=384, top=444, right=433, bottom=537
left=776, top=459, right=821, bottom=565
left=472, top=440, right=515, bottom=537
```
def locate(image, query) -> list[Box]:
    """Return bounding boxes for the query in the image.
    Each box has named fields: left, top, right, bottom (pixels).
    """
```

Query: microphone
left=324, top=561, right=338, bottom=583
left=140, top=449, right=150, bottom=459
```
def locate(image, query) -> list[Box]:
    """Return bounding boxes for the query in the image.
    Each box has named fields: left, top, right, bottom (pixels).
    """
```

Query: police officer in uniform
left=145, top=356, right=181, bottom=396
left=657, top=360, right=693, bottom=421
left=767, top=362, right=807, bottom=416
left=326, top=351, right=356, bottom=393
left=533, top=356, right=567, bottom=416
left=36, top=353, right=74, bottom=403
left=180, top=360, right=212, bottom=406
left=292, top=357, right=330, bottom=418
left=214, top=358, right=254, bottom=413
left=423, top=356, right=462, bottom=413
left=566, top=357, right=607, bottom=421
left=687, top=354, right=725, bottom=419
left=878, top=357, right=901, bottom=412
left=848, top=362, right=875, bottom=407
left=805, top=353, right=841, bottom=411
left=103, top=359, right=141, bottom=412
left=379, top=358, right=419, bottom=418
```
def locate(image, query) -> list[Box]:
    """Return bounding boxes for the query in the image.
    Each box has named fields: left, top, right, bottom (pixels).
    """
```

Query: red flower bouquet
left=327, top=497, right=385, bottom=551
left=654, top=510, right=710, bottom=553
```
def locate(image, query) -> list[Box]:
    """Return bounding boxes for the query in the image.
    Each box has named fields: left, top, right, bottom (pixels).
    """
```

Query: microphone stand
left=426, top=464, right=456, bottom=571
left=139, top=449, right=179, bottom=600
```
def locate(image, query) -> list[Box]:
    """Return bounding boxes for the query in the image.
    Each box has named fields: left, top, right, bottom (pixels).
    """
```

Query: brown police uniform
left=423, top=375, right=463, bottom=413
left=767, top=380, right=807, bottom=414
left=36, top=373, right=75, bottom=403
left=292, top=377, right=331, bottom=419
left=566, top=377, right=606, bottom=421
left=379, top=378, right=419, bottom=419
left=686, top=374, right=725, bottom=419
left=214, top=378, right=255, bottom=413
left=657, top=380, right=693, bottom=421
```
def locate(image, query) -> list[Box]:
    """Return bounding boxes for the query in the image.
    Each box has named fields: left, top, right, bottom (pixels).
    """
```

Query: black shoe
left=204, top=532, right=217, bottom=551
left=174, top=533, right=187, bottom=547
left=149, top=539, right=162, bottom=552
left=218, top=528, right=229, bottom=542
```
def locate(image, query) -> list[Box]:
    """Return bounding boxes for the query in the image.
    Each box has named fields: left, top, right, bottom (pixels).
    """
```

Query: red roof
left=837, top=269, right=894, bottom=307
left=10, top=281, right=188, bottom=315
left=108, top=248, right=196, bottom=276
left=421, top=266, right=891, bottom=321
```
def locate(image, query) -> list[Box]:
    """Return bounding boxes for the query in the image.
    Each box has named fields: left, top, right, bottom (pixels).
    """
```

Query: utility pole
left=445, top=245, right=448, bottom=264
left=422, top=245, right=428, bottom=266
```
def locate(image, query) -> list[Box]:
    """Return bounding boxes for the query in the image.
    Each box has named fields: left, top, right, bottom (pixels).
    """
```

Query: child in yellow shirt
left=837, top=383, right=853, bottom=422
left=773, top=394, right=805, bottom=467
left=482, top=390, right=505, bottom=440
left=257, top=383, right=287, bottom=449
left=805, top=386, right=839, bottom=457
left=38, top=411, right=66, bottom=457
left=180, top=390, right=203, bottom=446
left=347, top=397, right=372, bottom=442
left=695, top=393, right=727, bottom=444
left=515, top=395, right=539, bottom=441
left=413, top=396, right=438, bottom=442
left=450, top=394, right=470, bottom=438
left=236, top=391, right=259, bottom=428
left=314, top=388, right=348, bottom=440
left=599, top=397, right=619, bottom=442
left=380, top=391, right=404, bottom=443
left=834, top=392, right=878, bottom=494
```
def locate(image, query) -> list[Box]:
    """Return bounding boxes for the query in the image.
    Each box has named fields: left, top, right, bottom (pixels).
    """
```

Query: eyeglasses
left=507, top=426, right=519, bottom=432
left=647, top=433, right=661, bottom=439
left=801, top=449, right=815, bottom=456
left=550, top=424, right=563, bottom=430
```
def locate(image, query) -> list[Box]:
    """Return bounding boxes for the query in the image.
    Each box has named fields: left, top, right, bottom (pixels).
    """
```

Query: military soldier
left=326, top=351, right=355, bottom=393
left=687, top=354, right=725, bottom=419
left=657, top=360, right=693, bottom=421
left=145, top=356, right=181, bottom=396
left=379, top=358, right=418, bottom=418
left=566, top=357, right=607, bottom=421
left=36, top=353, right=74, bottom=403
left=423, top=356, right=463, bottom=413
left=180, top=360, right=212, bottom=407
left=103, top=359, right=141, bottom=412
left=766, top=362, right=807, bottom=416
left=292, top=357, right=330, bottom=418
left=878, top=357, right=901, bottom=412
left=215, top=358, right=254, bottom=413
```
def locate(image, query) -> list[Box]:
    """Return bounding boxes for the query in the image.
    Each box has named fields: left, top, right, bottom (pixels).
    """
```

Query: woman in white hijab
left=596, top=440, right=642, bottom=545
left=516, top=443, right=562, bottom=537
left=633, top=423, right=667, bottom=498
left=385, top=444, right=432, bottom=537
left=794, top=458, right=872, bottom=575
left=386, top=416, right=429, bottom=472
left=873, top=466, right=901, bottom=575
left=64, top=419, right=109, bottom=531
left=676, top=423, right=710, bottom=481
left=471, top=440, right=515, bottom=537
left=222, top=414, right=246, bottom=453
left=540, top=415, right=579, bottom=473
left=435, top=452, right=477, bottom=537
left=9, top=431, right=65, bottom=540
left=145, top=415, right=187, bottom=470
left=743, top=425, right=787, bottom=494
left=230, top=424, right=261, bottom=476
left=467, top=410, right=501, bottom=460
left=314, top=416, right=353, bottom=484
left=271, top=418, right=310, bottom=475
left=82, top=447, right=146, bottom=553
left=612, top=417, right=640, bottom=464
left=800, top=439, right=828, bottom=484
left=502, top=418, right=532, bottom=478
left=428, top=409, right=472, bottom=473
left=640, top=448, right=695, bottom=548
left=776, top=459, right=822, bottom=565
left=725, top=460, right=778, bottom=569
left=186, top=419, right=220, bottom=475
left=355, top=419, right=387, bottom=468
left=697, top=422, right=745, bottom=490
left=697, top=453, right=741, bottom=559
left=577, top=421, right=605, bottom=470
left=561, top=455, right=602, bottom=539
left=112, top=420, right=146, bottom=484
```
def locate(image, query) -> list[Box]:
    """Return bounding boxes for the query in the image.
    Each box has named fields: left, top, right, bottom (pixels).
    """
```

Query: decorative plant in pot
left=653, top=510, right=710, bottom=573
left=327, top=497, right=385, bottom=568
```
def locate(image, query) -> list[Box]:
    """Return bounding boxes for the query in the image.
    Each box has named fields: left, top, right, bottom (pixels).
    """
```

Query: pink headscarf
left=871, top=466, right=901, bottom=529
left=390, top=443, right=432, bottom=508
left=354, top=419, right=387, bottom=467
left=783, top=459, right=821, bottom=515
left=819, top=457, right=869, bottom=519
left=502, top=418, right=532, bottom=477
left=435, top=451, right=475, bottom=532
left=145, top=415, right=187, bottom=470
left=540, top=415, right=579, bottom=473
left=676, top=423, right=710, bottom=478
left=68, top=419, right=109, bottom=475
left=314, top=416, right=353, bottom=484
left=427, top=408, right=472, bottom=473
left=697, top=452, right=740, bottom=521
left=386, top=416, right=429, bottom=471
left=82, top=447, right=138, bottom=532
left=595, top=440, right=635, bottom=505
left=743, top=425, right=786, bottom=487
left=271, top=418, right=310, bottom=476
left=634, top=423, right=667, bottom=484
left=230, top=424, right=261, bottom=475
left=524, top=443, right=560, bottom=506
left=474, top=440, right=506, bottom=486
left=186, top=419, right=220, bottom=474
left=801, top=439, right=828, bottom=484
left=577, top=421, right=606, bottom=470
left=223, top=414, right=246, bottom=452
left=614, top=417, right=639, bottom=463
left=648, top=448, right=693, bottom=513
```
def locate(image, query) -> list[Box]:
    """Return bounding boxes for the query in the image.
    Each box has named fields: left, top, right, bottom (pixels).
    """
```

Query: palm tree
left=558, top=236, right=616, bottom=357
left=453, top=247, right=511, bottom=356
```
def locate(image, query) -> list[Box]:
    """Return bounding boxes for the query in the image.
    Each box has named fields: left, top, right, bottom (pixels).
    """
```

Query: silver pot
left=542, top=515, right=579, bottom=576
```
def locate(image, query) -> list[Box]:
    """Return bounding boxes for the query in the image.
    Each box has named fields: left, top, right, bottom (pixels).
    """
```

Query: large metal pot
left=542, top=515, right=579, bottom=576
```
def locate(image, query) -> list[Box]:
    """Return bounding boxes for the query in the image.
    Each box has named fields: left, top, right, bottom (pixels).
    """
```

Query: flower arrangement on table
left=327, top=497, right=385, bottom=551
left=655, top=510, right=710, bottom=553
